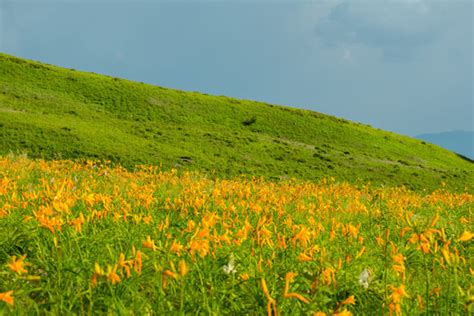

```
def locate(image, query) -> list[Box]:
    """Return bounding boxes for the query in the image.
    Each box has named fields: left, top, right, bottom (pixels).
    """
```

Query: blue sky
left=1, top=0, right=472, bottom=136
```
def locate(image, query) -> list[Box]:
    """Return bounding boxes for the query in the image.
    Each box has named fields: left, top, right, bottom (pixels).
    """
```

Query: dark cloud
left=314, top=1, right=442, bottom=62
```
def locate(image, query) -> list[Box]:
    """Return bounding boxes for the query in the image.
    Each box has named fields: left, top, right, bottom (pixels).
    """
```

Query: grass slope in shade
left=0, top=157, right=472, bottom=314
left=0, top=53, right=473, bottom=192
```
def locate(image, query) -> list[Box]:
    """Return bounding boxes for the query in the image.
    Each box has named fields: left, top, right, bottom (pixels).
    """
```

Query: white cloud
left=341, top=48, right=352, bottom=62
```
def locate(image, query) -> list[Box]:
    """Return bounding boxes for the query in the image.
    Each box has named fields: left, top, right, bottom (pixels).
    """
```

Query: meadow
left=0, top=155, right=472, bottom=315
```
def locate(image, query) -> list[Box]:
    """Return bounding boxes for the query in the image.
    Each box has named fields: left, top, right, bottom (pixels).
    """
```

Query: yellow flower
left=91, top=262, right=105, bottom=287
left=179, top=259, right=188, bottom=277
left=441, top=248, right=452, bottom=266
left=458, top=231, right=474, bottom=242
left=96, top=262, right=105, bottom=274
left=334, top=309, right=352, bottom=316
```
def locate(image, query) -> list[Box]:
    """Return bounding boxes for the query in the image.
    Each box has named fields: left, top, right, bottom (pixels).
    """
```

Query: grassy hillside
left=0, top=53, right=472, bottom=192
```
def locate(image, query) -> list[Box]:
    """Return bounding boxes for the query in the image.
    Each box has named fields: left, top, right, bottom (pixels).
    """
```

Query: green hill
left=0, top=53, right=472, bottom=192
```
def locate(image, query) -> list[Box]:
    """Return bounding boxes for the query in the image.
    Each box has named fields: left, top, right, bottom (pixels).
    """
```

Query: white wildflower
left=223, top=257, right=237, bottom=274
left=358, top=268, right=372, bottom=289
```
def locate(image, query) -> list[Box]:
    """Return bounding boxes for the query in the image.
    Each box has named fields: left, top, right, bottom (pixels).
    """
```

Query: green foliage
left=0, top=53, right=472, bottom=192
left=242, top=116, right=257, bottom=126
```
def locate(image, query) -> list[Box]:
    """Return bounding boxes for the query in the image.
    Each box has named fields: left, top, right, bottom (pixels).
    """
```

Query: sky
left=1, top=0, right=473, bottom=136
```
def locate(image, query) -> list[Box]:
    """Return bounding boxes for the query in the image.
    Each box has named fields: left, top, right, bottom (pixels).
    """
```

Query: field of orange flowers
left=0, top=155, right=472, bottom=315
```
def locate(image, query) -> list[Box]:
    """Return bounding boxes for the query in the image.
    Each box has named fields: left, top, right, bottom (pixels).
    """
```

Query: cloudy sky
left=1, top=0, right=472, bottom=136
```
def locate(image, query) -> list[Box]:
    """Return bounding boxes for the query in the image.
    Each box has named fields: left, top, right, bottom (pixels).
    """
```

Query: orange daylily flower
left=356, top=246, right=366, bottom=259
left=162, top=269, right=178, bottom=289
left=91, top=262, right=105, bottom=287
left=389, top=284, right=409, bottom=303
left=0, top=291, right=14, bottom=305
left=283, top=272, right=310, bottom=304
left=292, top=227, right=311, bottom=247
left=142, top=235, right=158, bottom=251
left=118, top=253, right=133, bottom=278
left=170, top=240, right=184, bottom=255
left=8, top=255, right=28, bottom=275
left=240, top=273, right=250, bottom=281
left=69, top=212, right=85, bottom=232
left=261, top=278, right=277, bottom=316
left=341, top=295, right=355, bottom=305
left=321, top=267, right=336, bottom=287
left=298, top=252, right=312, bottom=262
left=107, top=264, right=121, bottom=285
left=133, top=249, right=142, bottom=275
left=388, top=284, right=409, bottom=316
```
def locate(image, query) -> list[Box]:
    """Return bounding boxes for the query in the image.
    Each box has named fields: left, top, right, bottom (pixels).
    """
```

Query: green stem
left=423, top=253, right=429, bottom=315
left=180, top=279, right=185, bottom=312
left=452, top=264, right=460, bottom=314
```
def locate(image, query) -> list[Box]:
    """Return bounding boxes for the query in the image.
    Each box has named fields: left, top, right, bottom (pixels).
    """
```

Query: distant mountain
left=415, top=131, right=474, bottom=160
